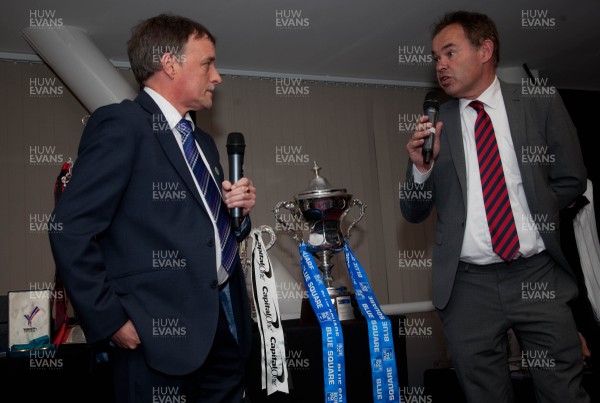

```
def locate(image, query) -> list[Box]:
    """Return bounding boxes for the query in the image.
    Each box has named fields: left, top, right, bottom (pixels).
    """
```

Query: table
left=245, top=315, right=408, bottom=403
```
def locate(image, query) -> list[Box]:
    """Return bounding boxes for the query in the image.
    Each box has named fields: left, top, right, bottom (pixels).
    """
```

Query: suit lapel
left=445, top=100, right=468, bottom=207
left=501, top=82, right=539, bottom=209
left=193, top=129, right=223, bottom=185
left=502, top=82, right=525, bottom=151
left=134, top=91, right=207, bottom=208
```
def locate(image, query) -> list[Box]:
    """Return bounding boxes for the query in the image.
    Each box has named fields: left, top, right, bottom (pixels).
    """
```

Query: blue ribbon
left=343, top=241, right=401, bottom=402
left=299, top=242, right=346, bottom=403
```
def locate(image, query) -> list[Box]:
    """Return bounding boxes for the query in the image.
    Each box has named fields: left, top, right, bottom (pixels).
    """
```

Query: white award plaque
left=8, top=289, right=52, bottom=349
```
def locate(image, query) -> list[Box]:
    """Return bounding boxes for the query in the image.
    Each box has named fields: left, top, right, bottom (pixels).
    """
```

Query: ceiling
left=1, top=0, right=599, bottom=91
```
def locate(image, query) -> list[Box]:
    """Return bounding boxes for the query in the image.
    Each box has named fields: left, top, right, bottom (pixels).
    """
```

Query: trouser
left=438, top=251, right=590, bottom=403
left=108, top=301, right=245, bottom=403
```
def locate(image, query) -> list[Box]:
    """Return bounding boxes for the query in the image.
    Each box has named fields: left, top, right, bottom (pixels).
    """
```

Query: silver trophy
left=274, top=162, right=365, bottom=319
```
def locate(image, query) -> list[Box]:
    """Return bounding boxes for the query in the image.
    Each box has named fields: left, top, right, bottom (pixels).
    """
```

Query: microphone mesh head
left=227, top=132, right=245, bottom=154
left=423, top=91, right=439, bottom=111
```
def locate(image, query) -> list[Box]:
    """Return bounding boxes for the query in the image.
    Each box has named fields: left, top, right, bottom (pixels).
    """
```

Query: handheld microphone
left=226, top=132, right=246, bottom=230
left=422, top=91, right=439, bottom=165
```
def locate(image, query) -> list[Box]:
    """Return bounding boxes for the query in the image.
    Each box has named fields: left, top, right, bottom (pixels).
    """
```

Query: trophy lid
left=295, top=161, right=350, bottom=200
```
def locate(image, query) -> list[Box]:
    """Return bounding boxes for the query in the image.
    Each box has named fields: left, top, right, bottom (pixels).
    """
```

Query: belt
left=458, top=250, right=551, bottom=271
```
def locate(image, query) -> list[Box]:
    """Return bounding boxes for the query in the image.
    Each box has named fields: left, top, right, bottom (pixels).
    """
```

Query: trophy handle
left=255, top=225, right=277, bottom=251
left=341, top=198, right=366, bottom=239
left=273, top=200, right=305, bottom=243
left=239, top=225, right=277, bottom=277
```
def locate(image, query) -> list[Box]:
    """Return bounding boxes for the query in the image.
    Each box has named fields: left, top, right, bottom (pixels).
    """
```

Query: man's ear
left=479, top=39, right=494, bottom=65
left=160, top=52, right=178, bottom=79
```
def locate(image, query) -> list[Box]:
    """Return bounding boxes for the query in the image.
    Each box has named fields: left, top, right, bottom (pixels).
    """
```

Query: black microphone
left=422, top=91, right=439, bottom=165
left=226, top=132, right=245, bottom=230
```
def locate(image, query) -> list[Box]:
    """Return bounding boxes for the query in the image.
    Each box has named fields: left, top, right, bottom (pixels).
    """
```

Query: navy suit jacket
left=49, top=91, right=252, bottom=375
left=400, top=81, right=587, bottom=310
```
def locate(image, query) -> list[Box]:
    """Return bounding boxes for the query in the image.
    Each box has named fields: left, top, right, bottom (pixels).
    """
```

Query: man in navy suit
left=400, top=11, right=590, bottom=403
left=49, top=14, right=256, bottom=402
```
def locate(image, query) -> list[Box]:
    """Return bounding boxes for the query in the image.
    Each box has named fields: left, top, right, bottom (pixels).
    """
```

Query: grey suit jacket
left=400, top=81, right=587, bottom=310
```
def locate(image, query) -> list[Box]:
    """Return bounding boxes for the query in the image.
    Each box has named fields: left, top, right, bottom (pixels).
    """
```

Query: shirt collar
left=143, top=87, right=194, bottom=130
left=459, top=75, right=501, bottom=113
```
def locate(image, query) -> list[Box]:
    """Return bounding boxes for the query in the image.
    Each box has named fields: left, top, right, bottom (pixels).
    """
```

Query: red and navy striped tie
left=469, top=101, right=520, bottom=261
left=177, top=119, right=239, bottom=275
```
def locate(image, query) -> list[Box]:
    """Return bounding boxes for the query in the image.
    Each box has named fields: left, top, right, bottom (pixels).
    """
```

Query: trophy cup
left=274, top=161, right=365, bottom=322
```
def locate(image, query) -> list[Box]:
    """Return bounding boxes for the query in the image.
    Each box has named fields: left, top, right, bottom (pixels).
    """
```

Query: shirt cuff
left=412, top=161, right=433, bottom=184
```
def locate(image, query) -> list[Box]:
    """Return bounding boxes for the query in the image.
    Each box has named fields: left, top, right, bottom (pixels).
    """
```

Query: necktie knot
left=469, top=100, right=485, bottom=111
left=176, top=119, right=193, bottom=142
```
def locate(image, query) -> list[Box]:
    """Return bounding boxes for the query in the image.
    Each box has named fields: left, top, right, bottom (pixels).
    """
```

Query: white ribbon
left=250, top=228, right=289, bottom=395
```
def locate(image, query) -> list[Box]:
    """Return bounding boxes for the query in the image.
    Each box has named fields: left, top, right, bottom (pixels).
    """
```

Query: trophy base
left=299, top=288, right=362, bottom=326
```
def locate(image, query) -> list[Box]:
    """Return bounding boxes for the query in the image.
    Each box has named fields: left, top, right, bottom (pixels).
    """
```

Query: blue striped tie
left=176, top=119, right=239, bottom=276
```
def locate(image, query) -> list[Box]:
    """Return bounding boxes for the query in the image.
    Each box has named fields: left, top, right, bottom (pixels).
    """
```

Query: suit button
left=210, top=280, right=218, bottom=289
left=207, top=238, right=215, bottom=247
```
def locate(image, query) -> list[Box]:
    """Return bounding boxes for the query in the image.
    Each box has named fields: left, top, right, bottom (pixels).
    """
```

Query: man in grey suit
left=400, top=10, right=590, bottom=403
left=50, top=14, right=256, bottom=402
